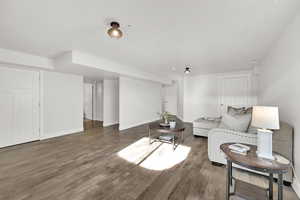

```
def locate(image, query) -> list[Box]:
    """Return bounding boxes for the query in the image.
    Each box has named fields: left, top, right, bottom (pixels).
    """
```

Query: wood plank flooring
left=0, top=123, right=298, bottom=200
left=84, top=120, right=103, bottom=130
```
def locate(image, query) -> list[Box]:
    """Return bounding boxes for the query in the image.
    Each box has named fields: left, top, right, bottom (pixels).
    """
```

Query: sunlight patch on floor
left=117, top=137, right=161, bottom=164
left=117, top=137, right=191, bottom=171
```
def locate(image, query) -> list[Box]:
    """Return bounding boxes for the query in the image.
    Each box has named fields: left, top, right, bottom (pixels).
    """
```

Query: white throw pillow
left=219, top=113, right=252, bottom=132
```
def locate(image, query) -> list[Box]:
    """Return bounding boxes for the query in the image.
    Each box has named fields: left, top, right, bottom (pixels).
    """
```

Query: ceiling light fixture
left=107, top=21, right=123, bottom=39
left=184, top=66, right=191, bottom=74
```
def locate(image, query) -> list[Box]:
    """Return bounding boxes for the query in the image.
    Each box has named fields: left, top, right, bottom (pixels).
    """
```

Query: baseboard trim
left=40, top=128, right=84, bottom=140
left=119, top=115, right=189, bottom=131
left=119, top=118, right=159, bottom=131
left=292, top=177, right=300, bottom=198
left=103, top=122, right=119, bottom=127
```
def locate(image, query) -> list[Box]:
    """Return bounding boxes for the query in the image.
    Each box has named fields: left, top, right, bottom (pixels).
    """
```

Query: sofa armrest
left=209, top=128, right=257, bottom=139
left=208, top=128, right=257, bottom=164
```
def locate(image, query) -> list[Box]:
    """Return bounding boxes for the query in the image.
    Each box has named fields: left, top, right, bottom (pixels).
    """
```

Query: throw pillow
left=227, top=106, right=245, bottom=116
left=219, top=112, right=252, bottom=132
left=227, top=106, right=253, bottom=116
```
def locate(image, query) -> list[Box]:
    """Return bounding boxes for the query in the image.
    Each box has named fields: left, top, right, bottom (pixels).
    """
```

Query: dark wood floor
left=83, top=120, right=103, bottom=130
left=0, top=123, right=298, bottom=200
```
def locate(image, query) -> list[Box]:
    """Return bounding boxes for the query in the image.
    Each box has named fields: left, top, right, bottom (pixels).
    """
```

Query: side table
left=221, top=143, right=290, bottom=200
left=148, top=120, right=185, bottom=150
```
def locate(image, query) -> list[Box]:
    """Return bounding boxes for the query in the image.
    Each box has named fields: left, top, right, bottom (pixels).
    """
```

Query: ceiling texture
left=0, top=0, right=300, bottom=78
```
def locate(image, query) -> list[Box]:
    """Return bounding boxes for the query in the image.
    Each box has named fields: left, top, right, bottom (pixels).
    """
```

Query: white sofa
left=193, top=118, right=220, bottom=137
left=208, top=122, right=294, bottom=183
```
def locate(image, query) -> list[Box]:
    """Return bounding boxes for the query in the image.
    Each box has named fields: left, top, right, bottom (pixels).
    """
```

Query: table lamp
left=251, top=106, right=280, bottom=160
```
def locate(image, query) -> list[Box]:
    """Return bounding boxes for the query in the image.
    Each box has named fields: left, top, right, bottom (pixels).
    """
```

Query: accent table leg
left=173, top=135, right=175, bottom=150
left=226, top=160, right=232, bottom=200
left=269, top=173, right=273, bottom=200
left=230, top=162, right=233, bottom=186
left=148, top=127, right=151, bottom=144
left=278, top=173, right=283, bottom=200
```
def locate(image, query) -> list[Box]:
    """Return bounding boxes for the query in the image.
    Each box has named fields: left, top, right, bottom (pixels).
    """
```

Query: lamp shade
left=251, top=106, right=280, bottom=130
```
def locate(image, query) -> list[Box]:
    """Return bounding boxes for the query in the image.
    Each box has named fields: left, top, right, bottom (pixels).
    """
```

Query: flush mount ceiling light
left=184, top=66, right=191, bottom=74
left=107, top=21, right=123, bottom=39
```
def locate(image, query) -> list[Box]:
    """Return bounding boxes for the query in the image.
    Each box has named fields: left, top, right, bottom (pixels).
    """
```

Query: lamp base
left=256, top=129, right=274, bottom=160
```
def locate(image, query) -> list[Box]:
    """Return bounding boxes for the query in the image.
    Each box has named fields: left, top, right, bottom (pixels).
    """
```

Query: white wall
left=103, top=79, right=119, bottom=127
left=162, top=82, right=178, bottom=115
left=183, top=72, right=257, bottom=122
left=258, top=13, right=300, bottom=195
left=183, top=75, right=220, bottom=122
left=177, top=78, right=184, bottom=120
left=119, top=76, right=162, bottom=130
left=41, top=71, right=83, bottom=139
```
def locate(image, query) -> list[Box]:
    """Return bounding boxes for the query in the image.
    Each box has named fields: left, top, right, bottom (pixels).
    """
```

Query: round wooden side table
left=148, top=120, right=185, bottom=150
left=221, top=143, right=290, bottom=200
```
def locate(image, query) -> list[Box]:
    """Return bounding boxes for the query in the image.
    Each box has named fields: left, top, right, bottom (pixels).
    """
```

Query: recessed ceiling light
left=171, top=67, right=176, bottom=71
left=184, top=66, right=191, bottom=74
left=107, top=21, right=123, bottom=39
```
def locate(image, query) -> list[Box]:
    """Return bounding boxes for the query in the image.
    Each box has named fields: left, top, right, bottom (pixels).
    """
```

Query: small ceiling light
left=107, top=21, right=123, bottom=39
left=184, top=66, right=191, bottom=74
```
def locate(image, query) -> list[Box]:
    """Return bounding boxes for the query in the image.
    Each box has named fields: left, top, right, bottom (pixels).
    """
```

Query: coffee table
left=221, top=143, right=290, bottom=200
left=148, top=121, right=185, bottom=150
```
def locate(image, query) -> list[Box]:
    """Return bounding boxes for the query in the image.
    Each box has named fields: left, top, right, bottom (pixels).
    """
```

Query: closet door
left=219, top=74, right=250, bottom=115
left=162, top=83, right=178, bottom=115
left=0, top=67, right=39, bottom=148
left=84, top=83, right=94, bottom=120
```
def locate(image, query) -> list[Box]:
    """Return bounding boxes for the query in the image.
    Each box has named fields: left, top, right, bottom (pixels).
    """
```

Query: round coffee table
left=221, top=143, right=290, bottom=200
left=148, top=121, right=185, bottom=150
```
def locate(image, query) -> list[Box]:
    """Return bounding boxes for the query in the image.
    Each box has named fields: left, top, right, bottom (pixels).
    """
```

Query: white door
left=0, top=67, right=39, bottom=148
left=219, top=74, right=250, bottom=115
left=162, top=83, right=178, bottom=115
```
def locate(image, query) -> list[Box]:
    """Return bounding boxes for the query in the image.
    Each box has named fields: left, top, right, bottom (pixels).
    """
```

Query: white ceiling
left=0, top=0, right=299, bottom=77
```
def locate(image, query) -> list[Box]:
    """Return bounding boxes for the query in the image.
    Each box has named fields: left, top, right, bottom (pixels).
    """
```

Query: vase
left=162, top=117, right=168, bottom=124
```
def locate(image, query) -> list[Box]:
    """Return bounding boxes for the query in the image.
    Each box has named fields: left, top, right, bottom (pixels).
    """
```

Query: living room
left=0, top=0, right=299, bottom=199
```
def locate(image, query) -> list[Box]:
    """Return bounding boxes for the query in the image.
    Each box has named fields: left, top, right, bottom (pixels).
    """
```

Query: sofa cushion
left=193, top=118, right=220, bottom=129
left=219, top=112, right=252, bottom=132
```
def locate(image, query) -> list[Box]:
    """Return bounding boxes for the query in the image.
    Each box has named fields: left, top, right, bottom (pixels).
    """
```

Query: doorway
left=162, top=82, right=178, bottom=115
left=83, top=81, right=103, bottom=130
